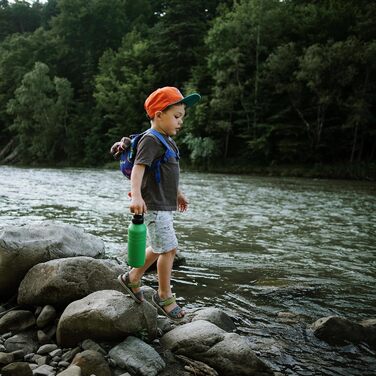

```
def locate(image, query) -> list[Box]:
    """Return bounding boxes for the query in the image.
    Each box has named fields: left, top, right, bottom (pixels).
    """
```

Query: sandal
left=151, top=292, right=185, bottom=320
left=118, top=272, right=144, bottom=303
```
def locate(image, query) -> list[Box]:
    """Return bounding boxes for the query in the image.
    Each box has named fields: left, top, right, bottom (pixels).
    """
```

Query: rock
left=360, top=318, right=376, bottom=347
left=0, top=222, right=105, bottom=300
left=36, top=305, right=57, bottom=328
left=175, top=354, right=219, bottom=376
left=11, top=350, right=24, bottom=360
left=81, top=339, right=106, bottom=355
left=109, top=336, right=165, bottom=376
left=56, top=365, right=82, bottom=376
left=0, top=310, right=36, bottom=334
left=1, top=362, right=33, bottom=376
left=37, top=330, right=51, bottom=345
left=18, top=257, right=124, bottom=307
left=191, top=308, right=236, bottom=332
left=57, top=290, right=157, bottom=347
left=0, top=351, right=14, bottom=366
left=4, top=332, right=39, bottom=355
left=32, top=364, right=55, bottom=375
left=37, top=344, right=58, bottom=355
left=61, top=347, right=81, bottom=362
left=50, top=348, right=62, bottom=357
left=160, top=320, right=273, bottom=376
left=312, top=316, right=366, bottom=345
left=71, top=350, right=111, bottom=376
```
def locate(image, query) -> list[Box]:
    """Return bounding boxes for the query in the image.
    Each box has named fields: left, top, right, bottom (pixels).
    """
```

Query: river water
left=0, top=166, right=375, bottom=375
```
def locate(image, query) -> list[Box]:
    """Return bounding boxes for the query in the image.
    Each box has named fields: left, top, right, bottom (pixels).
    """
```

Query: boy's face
left=155, top=104, right=185, bottom=136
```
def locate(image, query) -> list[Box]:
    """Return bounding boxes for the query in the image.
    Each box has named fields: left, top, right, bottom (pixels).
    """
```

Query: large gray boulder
left=0, top=222, right=105, bottom=299
left=18, top=257, right=124, bottom=306
left=57, top=290, right=158, bottom=347
left=109, top=336, right=165, bottom=376
left=160, top=320, right=273, bottom=376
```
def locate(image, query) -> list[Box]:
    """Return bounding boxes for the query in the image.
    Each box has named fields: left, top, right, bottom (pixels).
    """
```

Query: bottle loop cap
left=132, top=214, right=144, bottom=224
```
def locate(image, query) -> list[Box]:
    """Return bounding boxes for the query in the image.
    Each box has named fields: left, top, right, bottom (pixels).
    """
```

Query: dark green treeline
left=0, top=0, right=375, bottom=176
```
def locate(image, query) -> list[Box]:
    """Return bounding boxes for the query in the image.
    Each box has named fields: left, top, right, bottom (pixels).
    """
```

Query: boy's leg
left=157, top=248, right=185, bottom=317
left=125, top=246, right=159, bottom=295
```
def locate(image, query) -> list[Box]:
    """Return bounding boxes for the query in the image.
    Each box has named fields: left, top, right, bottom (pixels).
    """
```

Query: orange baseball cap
left=144, top=86, right=201, bottom=119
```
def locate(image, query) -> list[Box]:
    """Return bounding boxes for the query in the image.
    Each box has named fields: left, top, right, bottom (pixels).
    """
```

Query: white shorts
left=144, top=211, right=178, bottom=254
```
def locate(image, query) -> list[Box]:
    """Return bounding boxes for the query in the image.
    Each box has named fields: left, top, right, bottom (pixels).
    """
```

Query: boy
left=115, top=87, right=200, bottom=319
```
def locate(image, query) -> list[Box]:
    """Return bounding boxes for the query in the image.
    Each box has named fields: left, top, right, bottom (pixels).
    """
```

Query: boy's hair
left=144, top=86, right=201, bottom=119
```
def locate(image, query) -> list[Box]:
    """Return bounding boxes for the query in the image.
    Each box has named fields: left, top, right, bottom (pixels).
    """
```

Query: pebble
left=33, top=364, right=55, bottom=375
left=37, top=344, right=58, bottom=355
left=58, top=360, right=70, bottom=367
left=50, top=348, right=63, bottom=357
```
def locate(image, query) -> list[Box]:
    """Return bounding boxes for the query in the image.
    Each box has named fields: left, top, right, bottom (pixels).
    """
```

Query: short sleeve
left=134, top=134, right=164, bottom=167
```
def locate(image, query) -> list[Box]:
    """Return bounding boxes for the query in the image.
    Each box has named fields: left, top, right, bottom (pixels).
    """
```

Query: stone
left=0, top=222, right=105, bottom=299
left=312, top=316, right=366, bottom=345
left=191, top=307, right=236, bottom=332
left=36, top=305, right=57, bottom=328
left=18, top=257, right=124, bottom=307
left=11, top=349, right=24, bottom=360
left=1, top=362, right=33, bottom=376
left=0, top=310, right=36, bottom=334
left=50, top=348, right=63, bottom=357
left=109, top=336, right=165, bottom=376
left=61, top=347, right=81, bottom=362
left=32, top=364, right=55, bottom=375
left=37, top=344, right=58, bottom=355
left=71, top=350, right=111, bottom=376
left=4, top=332, right=39, bottom=355
left=56, top=365, right=82, bottom=376
left=37, top=330, right=51, bottom=345
left=0, top=351, right=14, bottom=366
left=160, top=320, right=273, bottom=376
left=57, top=290, right=157, bottom=347
left=360, top=318, right=376, bottom=347
left=81, top=339, right=106, bottom=355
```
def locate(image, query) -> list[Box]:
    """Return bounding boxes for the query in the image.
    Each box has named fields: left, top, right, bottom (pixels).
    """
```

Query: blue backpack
left=119, top=129, right=179, bottom=183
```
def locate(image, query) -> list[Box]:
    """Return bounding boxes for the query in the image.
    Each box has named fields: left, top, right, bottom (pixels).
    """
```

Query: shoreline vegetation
left=3, top=161, right=375, bottom=182
left=0, top=1, right=375, bottom=174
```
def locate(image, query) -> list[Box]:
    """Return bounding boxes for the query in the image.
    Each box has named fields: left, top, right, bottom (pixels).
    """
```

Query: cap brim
left=175, top=93, right=201, bottom=108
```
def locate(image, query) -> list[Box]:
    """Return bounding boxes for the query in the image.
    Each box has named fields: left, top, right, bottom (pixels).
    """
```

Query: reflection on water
left=1, top=166, right=376, bottom=375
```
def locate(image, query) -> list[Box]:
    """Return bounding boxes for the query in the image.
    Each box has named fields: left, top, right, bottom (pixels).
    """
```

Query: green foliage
left=7, top=62, right=73, bottom=163
left=0, top=0, right=375, bottom=177
left=183, top=133, right=218, bottom=164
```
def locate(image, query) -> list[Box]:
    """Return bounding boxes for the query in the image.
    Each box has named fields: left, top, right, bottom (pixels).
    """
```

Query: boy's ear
left=154, top=110, right=163, bottom=119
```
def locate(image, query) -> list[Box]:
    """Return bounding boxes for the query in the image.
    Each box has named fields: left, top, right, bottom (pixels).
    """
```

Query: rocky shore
left=0, top=222, right=375, bottom=376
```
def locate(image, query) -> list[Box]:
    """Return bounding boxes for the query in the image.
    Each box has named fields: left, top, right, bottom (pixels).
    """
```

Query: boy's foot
left=151, top=293, right=185, bottom=320
left=118, top=272, right=144, bottom=303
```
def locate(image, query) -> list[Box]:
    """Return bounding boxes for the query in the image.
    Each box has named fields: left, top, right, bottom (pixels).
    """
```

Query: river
left=1, top=166, right=375, bottom=375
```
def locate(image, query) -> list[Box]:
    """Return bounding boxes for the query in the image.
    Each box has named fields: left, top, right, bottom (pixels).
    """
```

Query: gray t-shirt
left=134, top=132, right=180, bottom=211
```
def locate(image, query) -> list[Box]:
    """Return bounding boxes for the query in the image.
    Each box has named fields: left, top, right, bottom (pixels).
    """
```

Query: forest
left=0, top=0, right=375, bottom=179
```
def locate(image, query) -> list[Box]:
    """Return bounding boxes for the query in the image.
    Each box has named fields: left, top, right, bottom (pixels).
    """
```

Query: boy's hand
left=130, top=196, right=147, bottom=215
left=177, top=192, right=189, bottom=212
left=110, top=137, right=131, bottom=159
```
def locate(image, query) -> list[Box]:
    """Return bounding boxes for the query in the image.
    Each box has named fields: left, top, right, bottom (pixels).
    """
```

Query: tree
left=7, top=62, right=73, bottom=163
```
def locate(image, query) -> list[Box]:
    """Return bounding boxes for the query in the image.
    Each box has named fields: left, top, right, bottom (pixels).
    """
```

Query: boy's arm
left=177, top=187, right=189, bottom=212
left=130, top=164, right=147, bottom=214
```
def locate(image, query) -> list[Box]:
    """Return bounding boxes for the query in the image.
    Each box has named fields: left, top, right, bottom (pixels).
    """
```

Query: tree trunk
left=350, top=122, right=358, bottom=164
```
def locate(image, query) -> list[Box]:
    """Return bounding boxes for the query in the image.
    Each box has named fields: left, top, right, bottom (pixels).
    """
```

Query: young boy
left=115, top=87, right=200, bottom=319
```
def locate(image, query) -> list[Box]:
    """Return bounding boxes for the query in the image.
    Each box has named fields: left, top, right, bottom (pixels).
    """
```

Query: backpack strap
left=147, top=129, right=179, bottom=183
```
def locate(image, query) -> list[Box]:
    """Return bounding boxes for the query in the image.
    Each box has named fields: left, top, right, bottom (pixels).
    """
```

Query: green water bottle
left=127, top=214, right=146, bottom=268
